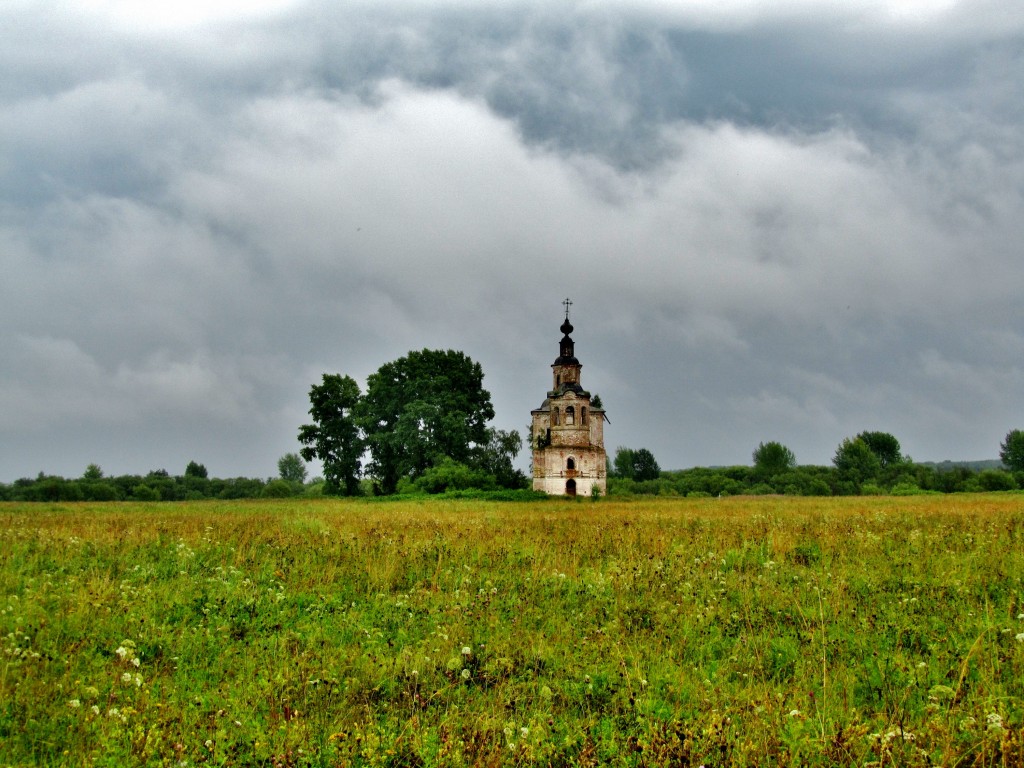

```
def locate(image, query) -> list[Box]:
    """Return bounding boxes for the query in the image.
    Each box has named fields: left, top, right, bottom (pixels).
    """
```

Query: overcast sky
left=3, top=0, right=1024, bottom=481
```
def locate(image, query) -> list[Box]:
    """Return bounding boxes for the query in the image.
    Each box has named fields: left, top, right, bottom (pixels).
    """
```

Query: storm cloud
left=3, top=0, right=1024, bottom=479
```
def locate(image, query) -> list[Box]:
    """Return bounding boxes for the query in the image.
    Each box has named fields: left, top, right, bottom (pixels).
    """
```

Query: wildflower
left=520, top=726, right=529, bottom=738
left=461, top=646, right=472, bottom=656
left=461, top=668, right=471, bottom=680
left=107, top=707, right=120, bottom=718
left=788, top=709, right=801, bottom=717
left=67, top=699, right=81, bottom=708
left=1016, top=633, right=1024, bottom=643
left=91, top=705, right=100, bottom=715
left=987, top=713, right=1004, bottom=731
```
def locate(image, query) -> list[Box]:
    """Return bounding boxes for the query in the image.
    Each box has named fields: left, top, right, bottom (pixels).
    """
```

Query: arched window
left=565, top=405, right=575, bottom=425
left=552, top=407, right=560, bottom=426
left=581, top=406, right=588, bottom=425
left=567, top=457, right=575, bottom=470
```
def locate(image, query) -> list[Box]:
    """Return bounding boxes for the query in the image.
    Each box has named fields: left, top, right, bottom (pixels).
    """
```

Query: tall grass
left=1, top=495, right=1022, bottom=766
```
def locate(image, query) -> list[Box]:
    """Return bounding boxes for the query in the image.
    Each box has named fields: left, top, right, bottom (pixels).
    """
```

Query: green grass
left=1, top=495, right=1022, bottom=766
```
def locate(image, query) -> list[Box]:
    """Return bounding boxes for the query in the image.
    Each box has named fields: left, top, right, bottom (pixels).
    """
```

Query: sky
left=3, top=0, right=1024, bottom=481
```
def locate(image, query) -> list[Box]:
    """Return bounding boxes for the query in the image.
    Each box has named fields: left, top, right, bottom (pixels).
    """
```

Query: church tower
left=531, top=299, right=607, bottom=496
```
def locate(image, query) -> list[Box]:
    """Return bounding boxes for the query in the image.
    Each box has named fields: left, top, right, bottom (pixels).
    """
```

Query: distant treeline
left=0, top=462, right=322, bottom=503
left=608, top=461, right=1020, bottom=497
left=3, top=459, right=1022, bottom=502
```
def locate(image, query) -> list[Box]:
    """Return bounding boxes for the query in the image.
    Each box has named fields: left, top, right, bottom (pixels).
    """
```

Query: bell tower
left=531, top=299, right=607, bottom=496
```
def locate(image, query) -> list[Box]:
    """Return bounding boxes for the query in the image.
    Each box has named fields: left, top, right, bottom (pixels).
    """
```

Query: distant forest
left=2, top=443, right=1022, bottom=502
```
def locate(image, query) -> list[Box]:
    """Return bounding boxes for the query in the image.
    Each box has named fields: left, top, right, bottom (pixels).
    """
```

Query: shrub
left=977, top=469, right=1017, bottom=491
left=262, top=479, right=295, bottom=498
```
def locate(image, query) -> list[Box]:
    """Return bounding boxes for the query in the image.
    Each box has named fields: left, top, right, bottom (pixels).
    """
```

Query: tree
left=999, top=429, right=1024, bottom=472
left=83, top=463, right=103, bottom=481
left=185, top=461, right=208, bottom=479
left=471, top=428, right=528, bottom=489
left=277, top=453, right=307, bottom=485
left=752, top=441, right=796, bottom=478
left=358, top=350, right=495, bottom=494
left=613, top=446, right=660, bottom=481
left=613, top=447, right=636, bottom=479
left=632, top=448, right=661, bottom=481
left=298, top=374, right=364, bottom=496
left=833, top=437, right=881, bottom=488
left=856, top=431, right=904, bottom=469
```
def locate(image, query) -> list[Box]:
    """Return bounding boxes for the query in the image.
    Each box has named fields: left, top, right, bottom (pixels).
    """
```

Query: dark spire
left=555, top=298, right=578, bottom=366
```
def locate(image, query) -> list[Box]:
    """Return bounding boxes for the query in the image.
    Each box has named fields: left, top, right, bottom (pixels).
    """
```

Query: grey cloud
left=2, top=1, right=1024, bottom=478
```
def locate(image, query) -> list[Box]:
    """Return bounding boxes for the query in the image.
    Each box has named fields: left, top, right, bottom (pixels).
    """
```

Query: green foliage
left=359, top=349, right=495, bottom=494
left=976, top=468, right=1016, bottom=491
left=833, top=437, right=882, bottom=488
left=184, top=461, right=208, bottom=479
left=132, top=484, right=159, bottom=501
left=82, top=463, right=103, bottom=481
left=471, top=428, right=528, bottom=489
left=409, top=458, right=497, bottom=494
left=261, top=479, right=296, bottom=498
left=999, top=428, right=1024, bottom=472
left=613, top=446, right=660, bottom=481
left=277, top=452, right=307, bottom=485
left=856, top=431, right=905, bottom=469
left=752, top=441, right=796, bottom=478
left=298, top=373, right=364, bottom=496
left=613, top=447, right=635, bottom=479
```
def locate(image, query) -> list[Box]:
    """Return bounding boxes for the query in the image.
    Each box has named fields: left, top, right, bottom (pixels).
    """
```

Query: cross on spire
left=562, top=297, right=573, bottom=320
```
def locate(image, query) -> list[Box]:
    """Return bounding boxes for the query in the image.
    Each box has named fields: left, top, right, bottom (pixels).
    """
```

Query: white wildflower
left=461, top=668, right=471, bottom=680
left=461, top=646, right=472, bottom=656
left=67, top=699, right=81, bottom=708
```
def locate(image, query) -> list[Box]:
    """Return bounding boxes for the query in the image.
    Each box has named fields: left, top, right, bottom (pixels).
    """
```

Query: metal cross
left=562, top=297, right=573, bottom=319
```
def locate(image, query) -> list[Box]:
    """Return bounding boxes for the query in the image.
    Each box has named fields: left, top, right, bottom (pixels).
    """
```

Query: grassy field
left=1, top=495, right=1022, bottom=766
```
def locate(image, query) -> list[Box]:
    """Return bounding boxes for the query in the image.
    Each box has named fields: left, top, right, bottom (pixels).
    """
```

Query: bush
left=262, top=479, right=295, bottom=498
left=133, top=485, right=160, bottom=501
left=977, top=469, right=1017, bottom=492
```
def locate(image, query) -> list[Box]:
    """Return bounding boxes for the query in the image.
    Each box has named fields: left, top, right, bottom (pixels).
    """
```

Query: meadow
left=1, top=495, right=1022, bottom=767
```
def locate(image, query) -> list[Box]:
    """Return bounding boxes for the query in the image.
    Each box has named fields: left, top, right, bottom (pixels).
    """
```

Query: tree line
left=0, top=455, right=334, bottom=503
left=6, top=346, right=1024, bottom=501
left=607, top=430, right=1024, bottom=497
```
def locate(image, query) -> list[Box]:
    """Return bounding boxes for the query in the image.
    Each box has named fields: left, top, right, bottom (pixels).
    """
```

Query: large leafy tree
left=752, top=441, right=796, bottom=478
left=613, top=447, right=636, bottom=479
left=277, top=452, right=307, bottom=485
left=298, top=374, right=364, bottom=496
left=833, top=437, right=881, bottom=487
left=358, top=349, right=495, bottom=494
left=856, top=431, right=905, bottom=469
left=999, top=429, right=1024, bottom=472
left=613, top=446, right=660, bottom=481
